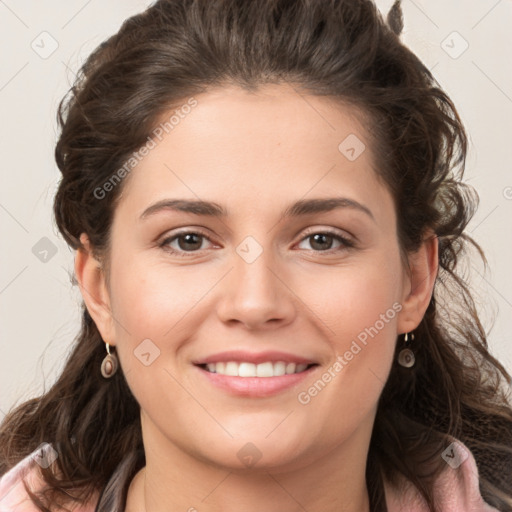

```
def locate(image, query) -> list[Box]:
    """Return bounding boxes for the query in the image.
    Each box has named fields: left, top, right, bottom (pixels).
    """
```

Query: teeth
left=239, top=362, right=256, bottom=377
left=225, top=362, right=238, bottom=376
left=285, top=362, right=296, bottom=374
left=256, top=362, right=273, bottom=377
left=204, top=361, right=311, bottom=377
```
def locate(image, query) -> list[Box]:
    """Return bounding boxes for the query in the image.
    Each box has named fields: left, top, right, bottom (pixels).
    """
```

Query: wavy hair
left=1, top=0, right=511, bottom=511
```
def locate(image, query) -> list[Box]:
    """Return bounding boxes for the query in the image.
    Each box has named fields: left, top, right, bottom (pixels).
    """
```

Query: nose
left=216, top=245, right=297, bottom=331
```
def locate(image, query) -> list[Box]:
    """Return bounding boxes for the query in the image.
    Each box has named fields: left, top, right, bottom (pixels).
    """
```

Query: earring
left=100, top=342, right=119, bottom=378
left=397, top=332, right=415, bottom=368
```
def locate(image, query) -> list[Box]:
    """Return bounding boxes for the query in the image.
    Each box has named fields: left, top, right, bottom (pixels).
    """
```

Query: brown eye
left=175, top=233, right=204, bottom=251
left=309, top=233, right=336, bottom=251
left=297, top=230, right=354, bottom=253
left=160, top=230, right=213, bottom=256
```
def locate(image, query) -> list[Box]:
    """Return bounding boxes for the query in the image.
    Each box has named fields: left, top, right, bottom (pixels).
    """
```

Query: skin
left=75, top=82, right=438, bottom=512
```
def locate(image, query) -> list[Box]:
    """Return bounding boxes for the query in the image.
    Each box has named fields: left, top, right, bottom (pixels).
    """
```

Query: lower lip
left=195, top=365, right=317, bottom=397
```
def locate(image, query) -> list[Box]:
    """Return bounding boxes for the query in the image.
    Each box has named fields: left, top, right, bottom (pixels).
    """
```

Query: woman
left=0, top=0, right=511, bottom=511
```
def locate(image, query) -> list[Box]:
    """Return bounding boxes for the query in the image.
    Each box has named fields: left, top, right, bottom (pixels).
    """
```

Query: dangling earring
left=397, top=332, right=415, bottom=368
left=100, top=342, right=119, bottom=378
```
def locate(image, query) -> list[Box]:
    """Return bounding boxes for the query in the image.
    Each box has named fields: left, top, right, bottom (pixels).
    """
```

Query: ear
left=397, top=231, right=438, bottom=334
left=74, top=233, right=116, bottom=346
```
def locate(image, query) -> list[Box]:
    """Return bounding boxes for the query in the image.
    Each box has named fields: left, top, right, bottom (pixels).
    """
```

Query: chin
left=191, top=429, right=312, bottom=471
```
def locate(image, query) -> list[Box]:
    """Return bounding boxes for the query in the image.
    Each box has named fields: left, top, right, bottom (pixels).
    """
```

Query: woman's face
left=79, top=83, right=436, bottom=472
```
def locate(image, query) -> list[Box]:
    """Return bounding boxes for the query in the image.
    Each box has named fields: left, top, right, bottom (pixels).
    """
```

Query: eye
left=159, top=230, right=214, bottom=256
left=159, top=228, right=355, bottom=257
left=296, top=229, right=355, bottom=253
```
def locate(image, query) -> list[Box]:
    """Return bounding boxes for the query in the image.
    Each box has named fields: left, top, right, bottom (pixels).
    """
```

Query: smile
left=202, top=361, right=314, bottom=377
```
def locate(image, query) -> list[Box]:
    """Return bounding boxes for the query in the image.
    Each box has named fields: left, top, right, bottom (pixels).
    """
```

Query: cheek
left=293, top=263, right=402, bottom=440
left=109, top=254, right=207, bottom=339
left=303, top=257, right=403, bottom=394
left=107, top=258, right=199, bottom=413
left=310, top=257, right=403, bottom=340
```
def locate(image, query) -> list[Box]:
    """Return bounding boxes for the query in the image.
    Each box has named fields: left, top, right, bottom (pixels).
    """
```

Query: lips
left=193, top=350, right=319, bottom=396
left=193, top=350, right=318, bottom=377
left=193, top=350, right=317, bottom=366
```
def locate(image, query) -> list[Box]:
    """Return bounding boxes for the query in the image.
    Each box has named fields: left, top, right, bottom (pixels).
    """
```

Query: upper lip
left=193, top=350, right=318, bottom=365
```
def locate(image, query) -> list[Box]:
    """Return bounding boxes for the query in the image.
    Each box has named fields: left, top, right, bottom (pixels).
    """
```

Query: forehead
left=113, top=83, right=391, bottom=225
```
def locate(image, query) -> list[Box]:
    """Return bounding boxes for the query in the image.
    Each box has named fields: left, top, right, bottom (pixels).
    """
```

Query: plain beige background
left=1, top=0, right=511, bottom=420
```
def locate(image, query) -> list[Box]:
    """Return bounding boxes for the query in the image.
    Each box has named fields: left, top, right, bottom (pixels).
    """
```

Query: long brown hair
left=1, top=1, right=511, bottom=511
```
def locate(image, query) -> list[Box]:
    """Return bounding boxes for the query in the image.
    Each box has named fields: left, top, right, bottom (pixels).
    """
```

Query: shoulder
left=0, top=444, right=98, bottom=512
left=384, top=438, right=500, bottom=512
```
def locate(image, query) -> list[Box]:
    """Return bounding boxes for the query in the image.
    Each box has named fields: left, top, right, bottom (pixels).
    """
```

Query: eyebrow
left=139, top=197, right=375, bottom=222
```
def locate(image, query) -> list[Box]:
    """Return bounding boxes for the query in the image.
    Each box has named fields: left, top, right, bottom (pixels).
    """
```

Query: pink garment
left=383, top=439, right=499, bottom=512
left=0, top=439, right=500, bottom=511
left=0, top=443, right=98, bottom=512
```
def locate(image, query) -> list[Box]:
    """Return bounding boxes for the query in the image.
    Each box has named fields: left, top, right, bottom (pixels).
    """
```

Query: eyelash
left=159, top=228, right=355, bottom=257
